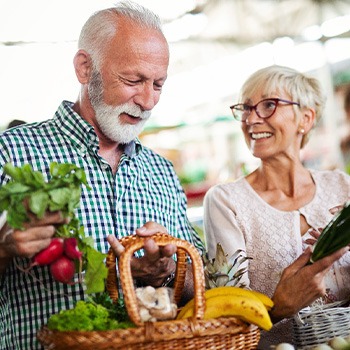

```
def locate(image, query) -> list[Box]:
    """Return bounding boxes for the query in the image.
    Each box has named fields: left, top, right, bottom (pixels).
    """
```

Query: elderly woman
left=203, top=65, right=350, bottom=348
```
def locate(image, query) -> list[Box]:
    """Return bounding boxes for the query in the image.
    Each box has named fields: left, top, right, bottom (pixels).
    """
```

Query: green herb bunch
left=0, top=162, right=108, bottom=294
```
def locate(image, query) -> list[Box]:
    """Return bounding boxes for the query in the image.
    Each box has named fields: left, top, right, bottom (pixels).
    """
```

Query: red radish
left=28, top=238, right=64, bottom=269
left=50, top=255, right=76, bottom=284
left=64, top=237, right=83, bottom=260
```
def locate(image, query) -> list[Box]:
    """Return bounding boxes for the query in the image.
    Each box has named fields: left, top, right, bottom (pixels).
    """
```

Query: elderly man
left=0, top=2, right=204, bottom=349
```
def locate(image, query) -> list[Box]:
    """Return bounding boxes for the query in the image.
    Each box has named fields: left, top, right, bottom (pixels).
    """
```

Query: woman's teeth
left=251, top=132, right=272, bottom=140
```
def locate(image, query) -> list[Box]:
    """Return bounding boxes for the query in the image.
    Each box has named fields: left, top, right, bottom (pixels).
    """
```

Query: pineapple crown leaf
left=212, top=243, right=229, bottom=271
left=203, top=244, right=252, bottom=289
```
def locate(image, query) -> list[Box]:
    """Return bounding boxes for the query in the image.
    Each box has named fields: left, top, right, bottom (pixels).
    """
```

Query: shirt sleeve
left=203, top=185, right=250, bottom=287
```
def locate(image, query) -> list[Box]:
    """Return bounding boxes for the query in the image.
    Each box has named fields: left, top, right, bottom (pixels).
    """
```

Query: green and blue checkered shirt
left=0, top=101, right=204, bottom=350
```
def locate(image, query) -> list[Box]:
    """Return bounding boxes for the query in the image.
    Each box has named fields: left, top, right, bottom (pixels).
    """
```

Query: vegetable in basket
left=48, top=293, right=134, bottom=331
left=310, top=201, right=350, bottom=263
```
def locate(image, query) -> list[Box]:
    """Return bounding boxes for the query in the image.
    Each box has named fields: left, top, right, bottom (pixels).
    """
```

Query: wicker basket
left=292, top=302, right=350, bottom=350
left=37, top=233, right=260, bottom=350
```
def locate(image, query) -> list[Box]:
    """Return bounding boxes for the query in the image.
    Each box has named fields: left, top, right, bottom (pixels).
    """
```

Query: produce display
left=310, top=201, right=350, bottom=263
left=177, top=243, right=274, bottom=331
left=0, top=162, right=108, bottom=294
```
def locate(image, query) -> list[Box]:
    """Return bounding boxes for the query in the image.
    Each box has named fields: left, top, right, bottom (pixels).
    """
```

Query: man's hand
left=107, top=221, right=177, bottom=287
left=0, top=211, right=67, bottom=259
left=270, top=246, right=349, bottom=322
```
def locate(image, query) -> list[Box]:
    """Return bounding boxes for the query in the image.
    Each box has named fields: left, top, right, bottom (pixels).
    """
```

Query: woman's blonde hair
left=239, top=65, right=326, bottom=148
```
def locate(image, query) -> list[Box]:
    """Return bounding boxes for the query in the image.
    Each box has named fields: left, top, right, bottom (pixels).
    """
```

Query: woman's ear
left=73, top=49, right=92, bottom=84
left=299, top=107, right=316, bottom=134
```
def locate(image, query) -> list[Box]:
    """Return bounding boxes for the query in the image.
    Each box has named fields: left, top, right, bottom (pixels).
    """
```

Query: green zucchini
left=310, top=201, right=350, bottom=263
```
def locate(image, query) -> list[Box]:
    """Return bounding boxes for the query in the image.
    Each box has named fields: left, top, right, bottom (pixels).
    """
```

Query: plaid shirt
left=0, top=101, right=204, bottom=350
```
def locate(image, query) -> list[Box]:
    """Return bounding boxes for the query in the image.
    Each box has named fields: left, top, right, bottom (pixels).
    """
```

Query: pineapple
left=203, top=243, right=251, bottom=289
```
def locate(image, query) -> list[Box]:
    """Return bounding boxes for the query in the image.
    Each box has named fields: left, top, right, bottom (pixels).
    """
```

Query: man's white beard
left=87, top=67, right=151, bottom=144
left=94, top=102, right=151, bottom=144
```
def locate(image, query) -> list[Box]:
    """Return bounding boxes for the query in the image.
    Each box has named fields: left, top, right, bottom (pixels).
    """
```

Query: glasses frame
left=230, top=98, right=300, bottom=122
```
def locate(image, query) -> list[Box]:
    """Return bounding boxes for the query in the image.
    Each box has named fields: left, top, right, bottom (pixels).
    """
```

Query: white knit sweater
left=203, top=169, right=350, bottom=348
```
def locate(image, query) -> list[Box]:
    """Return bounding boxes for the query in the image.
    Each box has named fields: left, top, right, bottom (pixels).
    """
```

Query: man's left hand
left=107, top=221, right=177, bottom=287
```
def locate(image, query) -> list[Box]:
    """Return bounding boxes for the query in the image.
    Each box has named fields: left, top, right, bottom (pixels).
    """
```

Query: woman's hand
left=270, top=245, right=349, bottom=322
left=303, top=228, right=322, bottom=246
left=303, top=204, right=345, bottom=246
left=107, top=221, right=177, bottom=287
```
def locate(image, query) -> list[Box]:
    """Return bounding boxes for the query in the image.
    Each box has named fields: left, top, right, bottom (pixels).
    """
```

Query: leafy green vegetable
left=0, top=162, right=108, bottom=294
left=84, top=246, right=109, bottom=294
left=311, top=201, right=350, bottom=263
left=91, top=292, right=130, bottom=323
left=0, top=162, right=90, bottom=228
left=47, top=299, right=134, bottom=331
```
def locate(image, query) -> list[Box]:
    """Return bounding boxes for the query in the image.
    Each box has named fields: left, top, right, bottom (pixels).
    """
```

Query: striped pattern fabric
left=0, top=101, right=204, bottom=350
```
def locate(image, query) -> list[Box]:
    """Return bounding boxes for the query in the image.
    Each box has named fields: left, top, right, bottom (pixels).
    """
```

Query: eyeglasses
left=230, top=98, right=300, bottom=122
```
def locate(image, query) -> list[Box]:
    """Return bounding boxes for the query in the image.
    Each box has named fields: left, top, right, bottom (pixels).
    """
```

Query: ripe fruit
left=177, top=287, right=273, bottom=331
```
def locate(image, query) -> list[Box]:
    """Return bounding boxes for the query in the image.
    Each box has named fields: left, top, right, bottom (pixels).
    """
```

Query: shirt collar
left=53, top=101, right=143, bottom=157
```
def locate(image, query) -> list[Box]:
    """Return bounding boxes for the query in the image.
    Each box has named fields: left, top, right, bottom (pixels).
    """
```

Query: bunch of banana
left=177, top=286, right=273, bottom=331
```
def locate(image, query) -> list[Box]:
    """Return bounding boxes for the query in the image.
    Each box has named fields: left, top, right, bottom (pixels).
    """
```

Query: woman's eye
left=264, top=101, right=276, bottom=109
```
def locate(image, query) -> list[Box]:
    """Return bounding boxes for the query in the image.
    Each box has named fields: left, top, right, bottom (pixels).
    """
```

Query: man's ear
left=73, top=49, right=92, bottom=84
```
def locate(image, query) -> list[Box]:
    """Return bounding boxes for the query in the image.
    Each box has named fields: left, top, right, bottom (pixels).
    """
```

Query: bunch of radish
left=26, top=237, right=83, bottom=284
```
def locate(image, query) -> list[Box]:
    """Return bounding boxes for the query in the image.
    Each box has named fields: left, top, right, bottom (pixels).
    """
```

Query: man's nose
left=134, top=83, right=158, bottom=111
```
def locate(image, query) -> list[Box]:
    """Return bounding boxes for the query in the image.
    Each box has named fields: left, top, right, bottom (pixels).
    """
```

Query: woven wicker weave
left=37, top=233, right=260, bottom=349
left=293, top=303, right=350, bottom=350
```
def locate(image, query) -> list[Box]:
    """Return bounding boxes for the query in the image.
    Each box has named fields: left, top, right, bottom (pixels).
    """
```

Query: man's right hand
left=0, top=211, right=67, bottom=260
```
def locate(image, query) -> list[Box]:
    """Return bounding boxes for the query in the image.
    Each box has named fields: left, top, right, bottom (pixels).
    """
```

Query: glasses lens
left=232, top=104, right=245, bottom=121
left=257, top=99, right=277, bottom=118
left=232, top=103, right=250, bottom=121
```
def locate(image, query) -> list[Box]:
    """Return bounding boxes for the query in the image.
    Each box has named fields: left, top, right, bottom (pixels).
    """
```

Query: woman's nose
left=245, top=108, right=262, bottom=124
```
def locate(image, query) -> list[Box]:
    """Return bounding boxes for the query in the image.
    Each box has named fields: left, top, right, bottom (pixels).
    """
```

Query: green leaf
left=84, top=247, right=108, bottom=294
left=2, top=182, right=31, bottom=194
left=6, top=201, right=29, bottom=229
left=29, top=191, right=49, bottom=218
left=49, top=187, right=72, bottom=207
left=3, top=163, right=25, bottom=182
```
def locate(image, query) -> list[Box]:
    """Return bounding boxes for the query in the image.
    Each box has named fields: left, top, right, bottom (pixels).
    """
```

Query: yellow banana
left=177, top=286, right=273, bottom=319
left=204, top=294, right=272, bottom=330
left=246, top=290, right=274, bottom=311
left=178, top=293, right=272, bottom=331
left=203, top=286, right=274, bottom=310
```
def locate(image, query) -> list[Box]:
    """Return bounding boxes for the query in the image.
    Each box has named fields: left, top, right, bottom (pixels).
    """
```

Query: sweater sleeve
left=203, top=184, right=250, bottom=287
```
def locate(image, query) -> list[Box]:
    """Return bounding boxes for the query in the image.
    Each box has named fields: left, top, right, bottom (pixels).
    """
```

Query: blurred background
left=2, top=0, right=350, bottom=229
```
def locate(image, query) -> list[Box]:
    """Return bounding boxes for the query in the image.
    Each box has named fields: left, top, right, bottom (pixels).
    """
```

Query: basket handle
left=106, top=233, right=205, bottom=326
